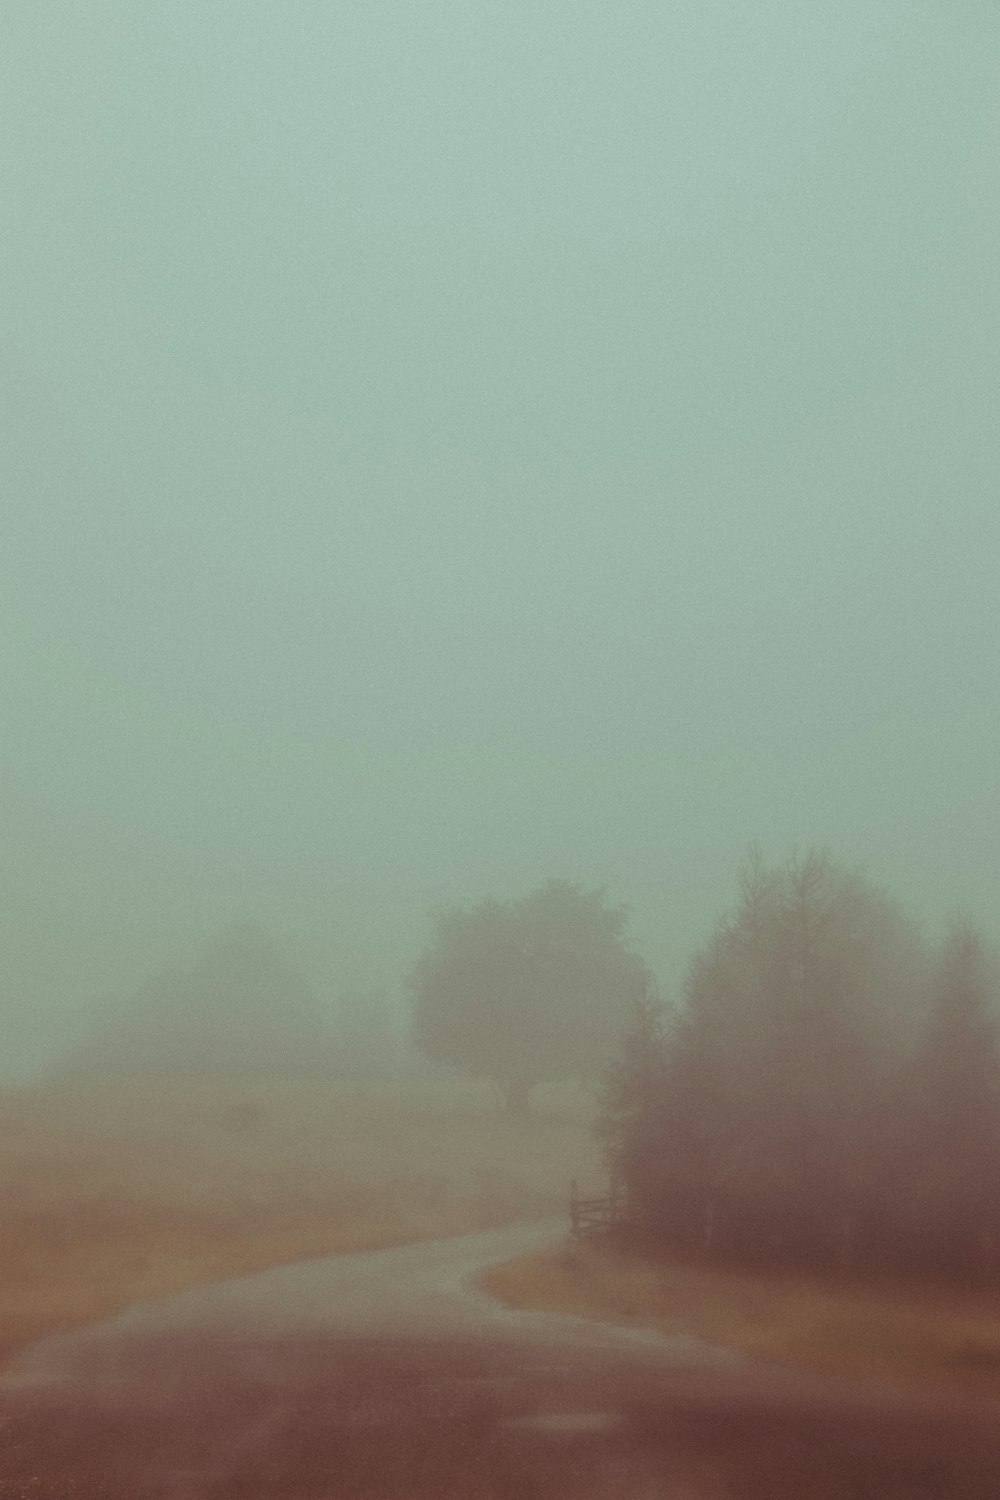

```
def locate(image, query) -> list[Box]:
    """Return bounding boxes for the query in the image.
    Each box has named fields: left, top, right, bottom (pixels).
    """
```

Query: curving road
left=1, top=1221, right=999, bottom=1497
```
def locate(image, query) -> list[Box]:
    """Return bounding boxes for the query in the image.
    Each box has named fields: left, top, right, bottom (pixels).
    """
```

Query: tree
left=409, top=879, right=652, bottom=1112
left=184, top=922, right=338, bottom=1077
left=60, top=922, right=339, bottom=1080
left=902, top=925, right=1000, bottom=1276
left=596, top=990, right=669, bottom=1200
left=606, top=849, right=926, bottom=1268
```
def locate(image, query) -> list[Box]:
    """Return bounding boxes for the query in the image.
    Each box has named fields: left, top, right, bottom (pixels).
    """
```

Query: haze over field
left=3, top=1, right=999, bottom=1075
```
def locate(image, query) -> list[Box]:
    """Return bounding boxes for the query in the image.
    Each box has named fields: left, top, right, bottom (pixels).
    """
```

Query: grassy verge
left=0, top=1074, right=600, bottom=1367
left=480, top=1239, right=1000, bottom=1402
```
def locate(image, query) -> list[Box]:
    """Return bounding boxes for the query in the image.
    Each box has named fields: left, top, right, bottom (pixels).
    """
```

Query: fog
left=3, top=0, right=999, bottom=1077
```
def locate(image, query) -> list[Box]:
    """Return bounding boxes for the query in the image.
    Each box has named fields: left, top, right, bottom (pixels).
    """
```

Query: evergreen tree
left=904, top=925, right=1000, bottom=1275
left=609, top=849, right=925, bottom=1270
left=597, top=990, right=669, bottom=1205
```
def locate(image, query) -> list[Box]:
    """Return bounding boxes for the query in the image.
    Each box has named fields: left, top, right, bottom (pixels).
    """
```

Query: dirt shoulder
left=479, top=1238, right=1000, bottom=1404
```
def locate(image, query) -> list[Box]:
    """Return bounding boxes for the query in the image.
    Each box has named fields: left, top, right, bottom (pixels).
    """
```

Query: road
left=1, top=1221, right=999, bottom=1497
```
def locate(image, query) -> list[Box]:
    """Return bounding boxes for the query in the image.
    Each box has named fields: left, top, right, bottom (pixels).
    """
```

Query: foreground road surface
left=2, top=1221, right=999, bottom=1497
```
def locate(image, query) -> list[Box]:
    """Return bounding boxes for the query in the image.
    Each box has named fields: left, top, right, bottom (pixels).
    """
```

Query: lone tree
left=409, top=879, right=652, bottom=1112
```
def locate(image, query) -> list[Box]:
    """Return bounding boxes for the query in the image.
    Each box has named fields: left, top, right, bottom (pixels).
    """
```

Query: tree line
left=410, top=855, right=1000, bottom=1283
left=599, top=851, right=1000, bottom=1280
left=59, top=853, right=1000, bottom=1284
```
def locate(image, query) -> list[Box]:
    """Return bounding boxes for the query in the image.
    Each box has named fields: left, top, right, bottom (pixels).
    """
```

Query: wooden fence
left=568, top=1178, right=629, bottom=1240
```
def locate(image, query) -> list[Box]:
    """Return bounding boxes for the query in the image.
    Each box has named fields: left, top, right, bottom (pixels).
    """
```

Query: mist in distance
left=3, top=0, right=999, bottom=1077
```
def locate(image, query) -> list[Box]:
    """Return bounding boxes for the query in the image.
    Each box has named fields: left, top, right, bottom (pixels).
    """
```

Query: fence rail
left=568, top=1178, right=628, bottom=1239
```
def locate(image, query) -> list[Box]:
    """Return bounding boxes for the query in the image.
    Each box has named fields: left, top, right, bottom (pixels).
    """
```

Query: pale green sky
left=3, top=1, right=999, bottom=1072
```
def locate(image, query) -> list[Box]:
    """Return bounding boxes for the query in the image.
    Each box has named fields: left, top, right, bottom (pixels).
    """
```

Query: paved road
left=1, top=1222, right=999, bottom=1497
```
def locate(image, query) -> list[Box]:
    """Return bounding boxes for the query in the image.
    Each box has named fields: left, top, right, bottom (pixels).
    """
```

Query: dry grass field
left=481, top=1239, right=1000, bottom=1403
left=0, top=1073, right=601, bottom=1366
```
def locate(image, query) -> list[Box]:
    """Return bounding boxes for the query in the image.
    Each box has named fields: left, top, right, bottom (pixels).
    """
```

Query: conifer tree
left=906, top=925, right=1000, bottom=1275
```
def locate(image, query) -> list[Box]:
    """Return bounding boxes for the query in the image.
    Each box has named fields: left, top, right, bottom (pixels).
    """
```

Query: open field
left=0, top=1073, right=600, bottom=1366
left=481, top=1239, right=1000, bottom=1403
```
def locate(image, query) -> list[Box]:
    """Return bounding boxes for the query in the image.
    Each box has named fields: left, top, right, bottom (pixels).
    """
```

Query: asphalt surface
left=1, top=1221, right=999, bottom=1497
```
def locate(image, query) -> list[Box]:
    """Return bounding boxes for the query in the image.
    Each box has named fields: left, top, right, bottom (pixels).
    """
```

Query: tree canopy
left=61, top=922, right=339, bottom=1080
left=410, top=879, right=652, bottom=1111
left=600, top=850, right=1000, bottom=1276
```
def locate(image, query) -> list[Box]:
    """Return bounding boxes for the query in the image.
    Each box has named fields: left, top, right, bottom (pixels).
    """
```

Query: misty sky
left=3, top=1, right=999, bottom=1072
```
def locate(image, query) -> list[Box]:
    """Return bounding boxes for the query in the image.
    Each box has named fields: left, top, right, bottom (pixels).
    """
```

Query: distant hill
left=59, top=923, right=340, bottom=1080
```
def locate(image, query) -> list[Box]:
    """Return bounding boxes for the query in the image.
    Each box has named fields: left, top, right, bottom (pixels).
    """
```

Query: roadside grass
left=0, top=1074, right=600, bottom=1366
left=479, top=1239, right=1000, bottom=1401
